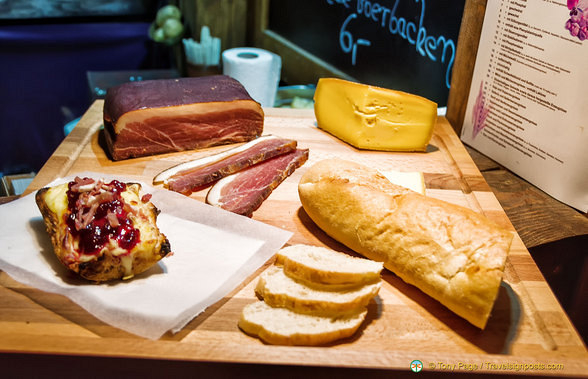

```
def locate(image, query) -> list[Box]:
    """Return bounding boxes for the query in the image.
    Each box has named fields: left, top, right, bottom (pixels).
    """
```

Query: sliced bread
left=239, top=244, right=382, bottom=345
left=256, top=265, right=381, bottom=315
left=275, top=244, right=383, bottom=286
left=239, top=301, right=367, bottom=346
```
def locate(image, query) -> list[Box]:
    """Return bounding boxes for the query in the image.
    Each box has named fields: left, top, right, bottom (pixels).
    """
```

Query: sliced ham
left=206, top=148, right=309, bottom=217
left=103, top=75, right=264, bottom=161
left=153, top=135, right=297, bottom=195
left=70, top=176, right=95, bottom=192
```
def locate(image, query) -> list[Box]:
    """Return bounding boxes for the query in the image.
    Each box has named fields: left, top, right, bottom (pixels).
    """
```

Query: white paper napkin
left=0, top=172, right=292, bottom=339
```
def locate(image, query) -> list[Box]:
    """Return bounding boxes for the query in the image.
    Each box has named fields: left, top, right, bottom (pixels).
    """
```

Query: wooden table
left=466, top=148, right=588, bottom=345
left=447, top=0, right=588, bottom=340
left=1, top=101, right=586, bottom=377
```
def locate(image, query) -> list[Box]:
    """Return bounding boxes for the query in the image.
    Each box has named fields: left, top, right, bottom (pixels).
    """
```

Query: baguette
left=298, top=159, right=512, bottom=329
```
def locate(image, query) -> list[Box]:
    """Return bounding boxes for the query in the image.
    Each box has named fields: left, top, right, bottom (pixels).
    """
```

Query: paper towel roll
left=222, top=47, right=281, bottom=107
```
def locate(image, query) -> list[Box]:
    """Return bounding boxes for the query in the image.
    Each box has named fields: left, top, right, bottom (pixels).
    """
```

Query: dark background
left=0, top=0, right=170, bottom=176
left=0, top=0, right=465, bottom=176
left=269, top=0, right=465, bottom=105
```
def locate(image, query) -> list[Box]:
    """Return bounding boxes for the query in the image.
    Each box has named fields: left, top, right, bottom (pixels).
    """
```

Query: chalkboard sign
left=268, top=0, right=465, bottom=105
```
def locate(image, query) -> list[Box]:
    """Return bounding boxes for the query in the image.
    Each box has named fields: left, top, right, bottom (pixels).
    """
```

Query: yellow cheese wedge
left=313, top=78, right=437, bottom=151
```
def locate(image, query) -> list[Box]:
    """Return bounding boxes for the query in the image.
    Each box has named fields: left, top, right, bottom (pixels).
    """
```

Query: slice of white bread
left=275, top=244, right=383, bottom=286
left=239, top=301, right=367, bottom=346
left=256, top=265, right=381, bottom=315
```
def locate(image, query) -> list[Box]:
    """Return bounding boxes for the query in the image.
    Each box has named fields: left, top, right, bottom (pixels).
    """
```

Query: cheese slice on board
left=379, top=170, right=426, bottom=195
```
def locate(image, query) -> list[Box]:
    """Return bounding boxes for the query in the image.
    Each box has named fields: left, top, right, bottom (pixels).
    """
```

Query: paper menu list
left=461, top=0, right=587, bottom=212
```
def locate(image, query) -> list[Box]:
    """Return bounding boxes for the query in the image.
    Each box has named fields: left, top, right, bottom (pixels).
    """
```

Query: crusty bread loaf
left=239, top=301, right=367, bottom=346
left=298, top=159, right=512, bottom=329
left=275, top=244, right=383, bottom=286
left=255, top=265, right=381, bottom=315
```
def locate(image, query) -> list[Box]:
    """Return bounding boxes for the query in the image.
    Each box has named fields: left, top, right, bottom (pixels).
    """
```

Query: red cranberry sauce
left=66, top=178, right=140, bottom=256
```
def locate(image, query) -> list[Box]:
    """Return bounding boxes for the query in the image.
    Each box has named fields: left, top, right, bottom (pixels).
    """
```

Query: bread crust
left=35, top=181, right=171, bottom=282
left=298, top=159, right=512, bottom=329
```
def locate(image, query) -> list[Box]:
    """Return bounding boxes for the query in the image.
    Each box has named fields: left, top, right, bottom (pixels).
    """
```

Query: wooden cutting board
left=2, top=100, right=586, bottom=376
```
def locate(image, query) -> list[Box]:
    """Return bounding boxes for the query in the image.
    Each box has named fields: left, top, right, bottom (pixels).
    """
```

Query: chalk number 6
left=340, top=13, right=371, bottom=65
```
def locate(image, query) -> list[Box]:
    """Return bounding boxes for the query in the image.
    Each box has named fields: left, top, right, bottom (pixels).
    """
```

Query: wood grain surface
left=4, top=101, right=587, bottom=377
left=446, top=0, right=487, bottom=137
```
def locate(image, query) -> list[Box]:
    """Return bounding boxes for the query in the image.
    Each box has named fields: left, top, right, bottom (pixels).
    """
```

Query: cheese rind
left=313, top=78, right=437, bottom=151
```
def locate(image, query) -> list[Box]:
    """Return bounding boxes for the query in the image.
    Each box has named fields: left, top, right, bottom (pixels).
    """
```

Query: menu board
left=461, top=0, right=588, bottom=212
left=268, top=0, right=465, bottom=105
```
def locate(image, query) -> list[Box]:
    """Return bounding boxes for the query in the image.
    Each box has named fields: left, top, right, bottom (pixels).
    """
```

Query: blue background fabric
left=0, top=22, right=152, bottom=174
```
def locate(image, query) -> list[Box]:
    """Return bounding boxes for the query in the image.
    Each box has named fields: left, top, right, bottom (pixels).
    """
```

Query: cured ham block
left=207, top=148, right=309, bottom=217
left=103, top=75, right=264, bottom=161
left=153, top=135, right=297, bottom=195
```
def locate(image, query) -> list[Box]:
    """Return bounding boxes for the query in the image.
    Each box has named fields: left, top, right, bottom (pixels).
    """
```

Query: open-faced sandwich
left=35, top=177, right=171, bottom=282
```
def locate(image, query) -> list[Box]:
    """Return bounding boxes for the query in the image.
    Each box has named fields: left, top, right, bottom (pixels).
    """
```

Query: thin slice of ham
left=206, top=148, right=309, bottom=217
left=153, top=135, right=297, bottom=195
